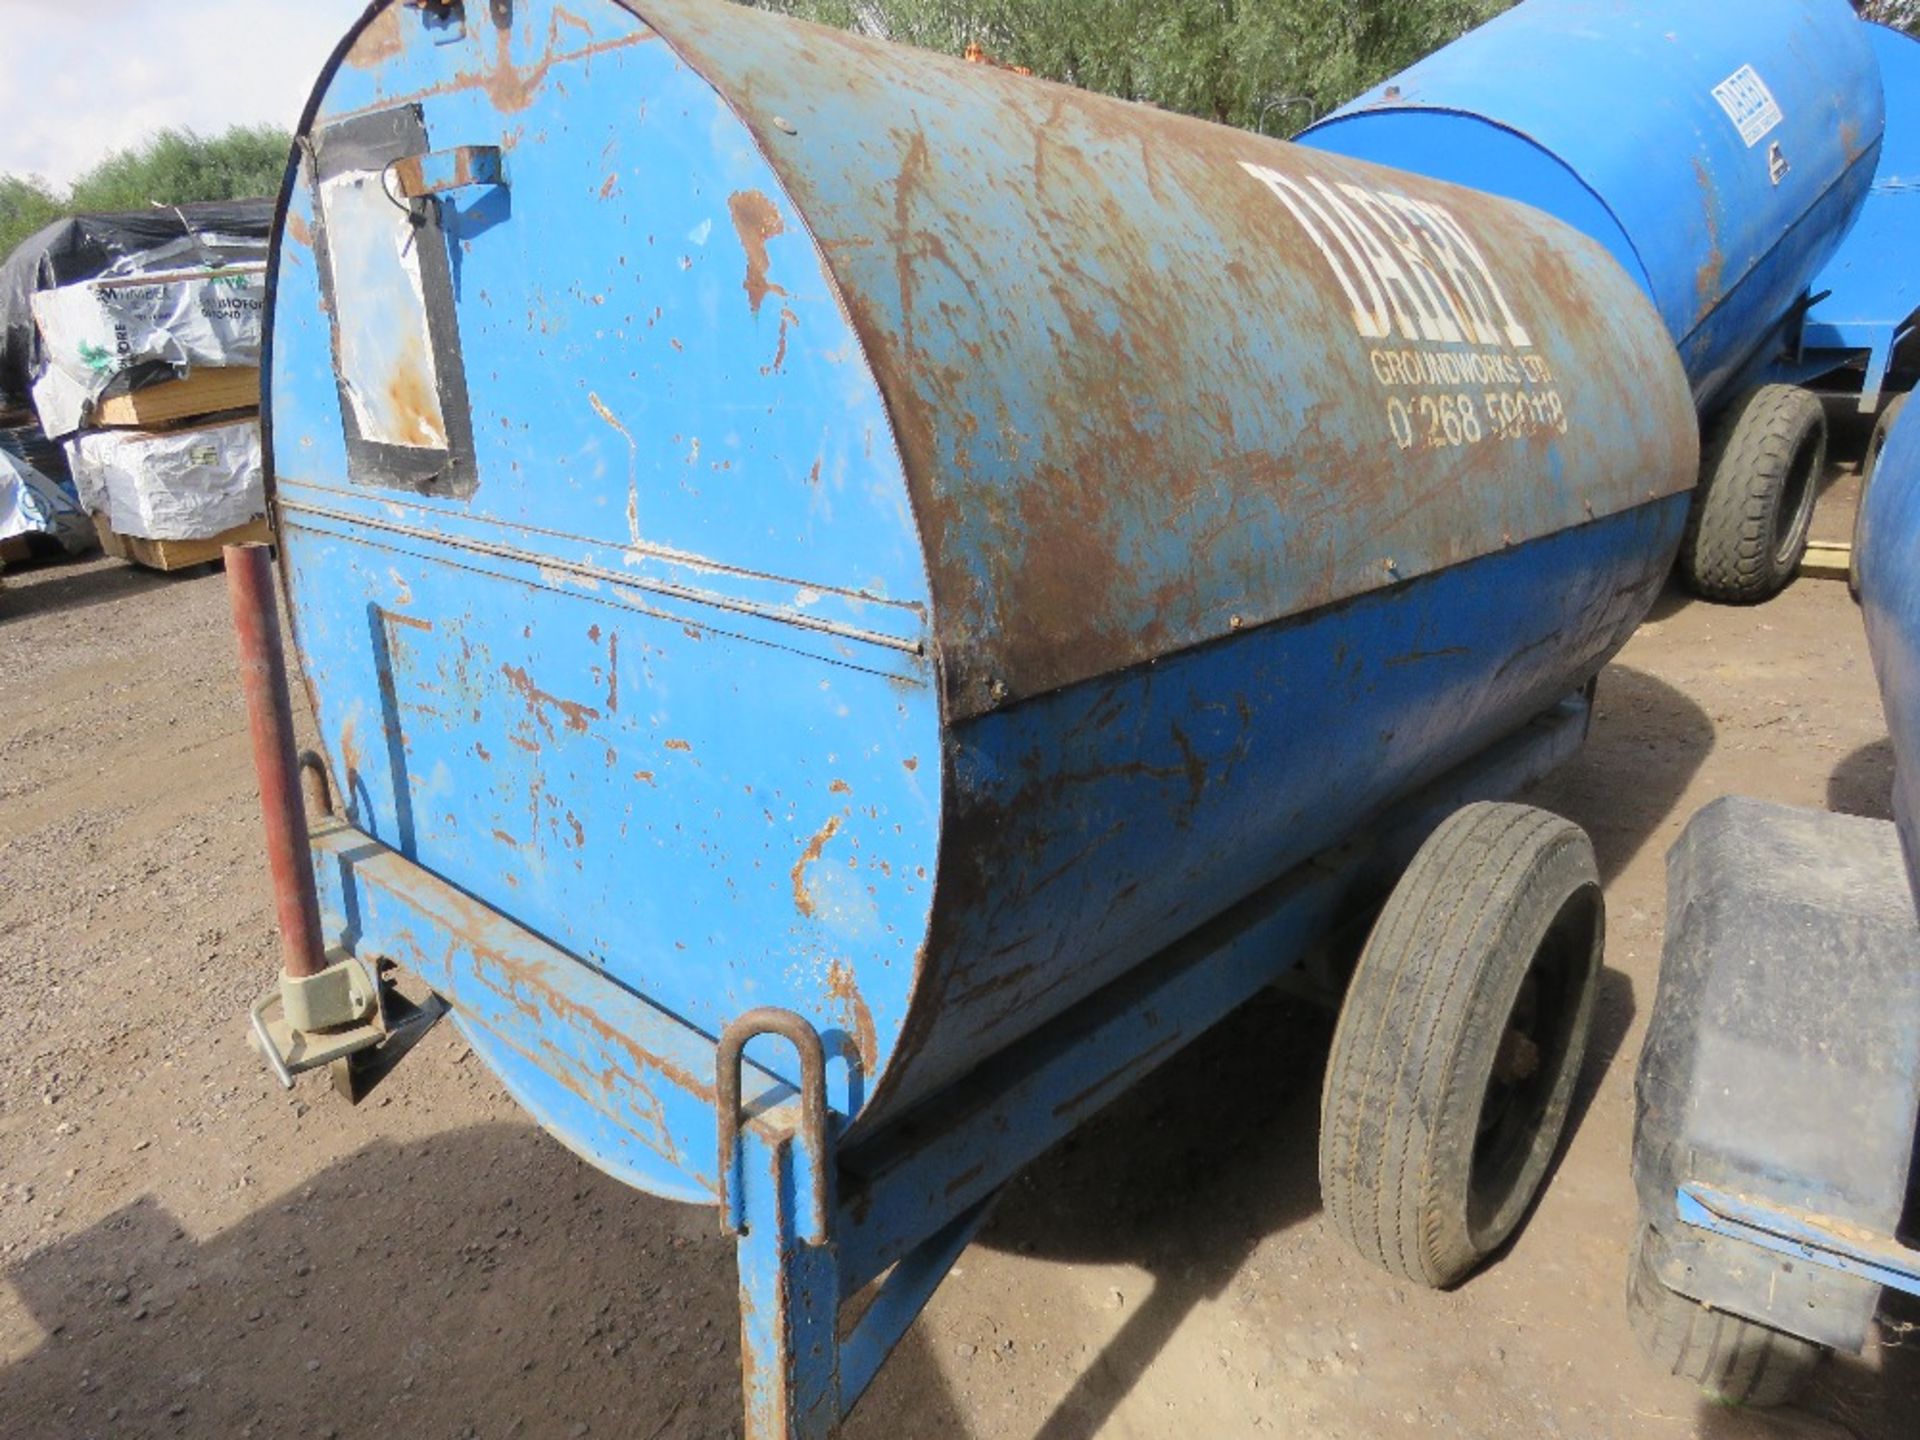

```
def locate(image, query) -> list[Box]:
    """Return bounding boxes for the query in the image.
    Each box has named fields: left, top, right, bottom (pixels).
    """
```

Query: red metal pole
left=226, top=543, right=328, bottom=980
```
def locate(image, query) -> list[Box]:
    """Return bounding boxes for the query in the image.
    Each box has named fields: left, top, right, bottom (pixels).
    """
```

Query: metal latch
left=390, top=145, right=506, bottom=199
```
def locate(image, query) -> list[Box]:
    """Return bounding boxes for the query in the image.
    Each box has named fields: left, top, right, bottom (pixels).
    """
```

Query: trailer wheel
left=1851, top=393, right=1908, bottom=600
left=1319, top=802, right=1602, bottom=1288
left=1627, top=1224, right=1824, bottom=1407
left=1680, top=384, right=1825, bottom=604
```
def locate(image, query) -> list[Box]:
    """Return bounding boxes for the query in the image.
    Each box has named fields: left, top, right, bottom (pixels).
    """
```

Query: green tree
left=1861, top=1, right=1920, bottom=32
left=0, top=175, right=64, bottom=264
left=0, top=124, right=290, bottom=266
left=747, top=0, right=1515, bottom=132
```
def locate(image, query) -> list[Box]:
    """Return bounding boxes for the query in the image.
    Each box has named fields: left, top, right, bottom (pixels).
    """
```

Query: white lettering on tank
left=1239, top=162, right=1533, bottom=349
left=1239, top=161, right=1559, bottom=454
left=1238, top=164, right=1393, bottom=339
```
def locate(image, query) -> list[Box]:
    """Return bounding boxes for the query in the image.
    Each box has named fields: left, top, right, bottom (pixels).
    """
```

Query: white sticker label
left=1242, top=163, right=1568, bottom=452
left=1713, top=65, right=1784, bottom=148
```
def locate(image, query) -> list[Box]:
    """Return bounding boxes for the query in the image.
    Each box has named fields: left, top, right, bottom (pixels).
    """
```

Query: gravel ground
left=1, top=453, right=1915, bottom=1439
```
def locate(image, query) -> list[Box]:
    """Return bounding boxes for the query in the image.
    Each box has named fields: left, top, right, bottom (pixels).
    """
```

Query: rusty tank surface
left=265, top=0, right=1697, bottom=1201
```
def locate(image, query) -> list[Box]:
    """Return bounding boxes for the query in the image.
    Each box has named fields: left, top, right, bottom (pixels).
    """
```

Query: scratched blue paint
left=1859, top=400, right=1920, bottom=903
left=273, top=0, right=944, bottom=1147
left=1299, top=0, right=1885, bottom=410
left=1797, top=24, right=1920, bottom=405
left=271, top=0, right=1697, bottom=1191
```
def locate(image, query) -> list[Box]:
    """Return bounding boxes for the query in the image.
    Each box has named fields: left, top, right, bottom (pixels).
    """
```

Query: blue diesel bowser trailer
left=1300, top=0, right=1906, bottom=607
left=232, top=1, right=1709, bottom=1435
left=1628, top=392, right=1920, bottom=1408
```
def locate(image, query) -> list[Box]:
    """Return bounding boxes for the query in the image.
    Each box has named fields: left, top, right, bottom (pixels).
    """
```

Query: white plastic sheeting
left=65, top=418, right=264, bottom=541
left=0, top=447, right=92, bottom=555
left=30, top=262, right=265, bottom=438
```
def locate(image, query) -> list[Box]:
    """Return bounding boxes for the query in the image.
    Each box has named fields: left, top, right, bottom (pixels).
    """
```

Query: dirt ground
left=3, top=437, right=1917, bottom=1440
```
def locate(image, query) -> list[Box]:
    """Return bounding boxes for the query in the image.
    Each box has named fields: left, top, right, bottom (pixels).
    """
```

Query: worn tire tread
left=1320, top=802, right=1600, bottom=1288
left=1681, top=384, right=1824, bottom=604
left=1626, top=1226, right=1823, bottom=1408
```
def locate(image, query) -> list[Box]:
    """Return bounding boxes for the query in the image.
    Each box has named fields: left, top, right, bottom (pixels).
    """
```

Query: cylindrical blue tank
left=1860, top=400, right=1920, bottom=898
left=1298, top=0, right=1884, bottom=410
left=270, top=0, right=1696, bottom=1190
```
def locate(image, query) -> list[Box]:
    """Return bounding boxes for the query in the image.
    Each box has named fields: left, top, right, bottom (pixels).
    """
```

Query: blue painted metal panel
left=269, top=0, right=1697, bottom=1163
left=1859, top=398, right=1920, bottom=901
left=1299, top=0, right=1885, bottom=410
left=1799, top=24, right=1920, bottom=403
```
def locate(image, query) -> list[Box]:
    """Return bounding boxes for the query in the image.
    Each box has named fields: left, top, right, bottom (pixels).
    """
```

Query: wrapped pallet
left=30, top=262, right=264, bottom=439
left=65, top=418, right=266, bottom=569
left=0, top=204, right=270, bottom=425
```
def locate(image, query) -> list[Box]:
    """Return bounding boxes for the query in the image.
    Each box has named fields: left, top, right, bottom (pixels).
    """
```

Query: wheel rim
left=1772, top=424, right=1823, bottom=566
left=1467, top=885, right=1599, bottom=1233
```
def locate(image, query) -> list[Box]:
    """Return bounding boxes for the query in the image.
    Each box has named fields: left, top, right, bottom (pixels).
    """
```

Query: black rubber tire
left=1319, top=802, right=1604, bottom=1288
left=1627, top=1224, right=1825, bottom=1408
left=1680, top=384, right=1826, bottom=605
left=1851, top=393, right=1908, bottom=600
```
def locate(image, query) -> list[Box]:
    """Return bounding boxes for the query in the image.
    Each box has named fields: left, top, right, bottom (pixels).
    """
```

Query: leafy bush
left=0, top=125, right=290, bottom=266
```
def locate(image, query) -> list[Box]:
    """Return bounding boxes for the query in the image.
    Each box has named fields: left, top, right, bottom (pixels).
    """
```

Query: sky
left=0, top=0, right=370, bottom=187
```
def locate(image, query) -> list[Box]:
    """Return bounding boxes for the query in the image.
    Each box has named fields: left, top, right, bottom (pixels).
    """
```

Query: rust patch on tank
left=762, top=304, right=800, bottom=374
left=1692, top=157, right=1724, bottom=316
left=829, top=779, right=851, bottom=795
left=726, top=190, right=789, bottom=316
left=285, top=212, right=312, bottom=249
left=346, top=7, right=404, bottom=68
left=325, top=15, right=646, bottom=125
left=663, top=738, right=692, bottom=752
left=339, top=716, right=364, bottom=782
left=500, top=662, right=601, bottom=734
left=386, top=336, right=446, bottom=448
left=791, top=815, right=842, bottom=918
left=826, top=959, right=878, bottom=1073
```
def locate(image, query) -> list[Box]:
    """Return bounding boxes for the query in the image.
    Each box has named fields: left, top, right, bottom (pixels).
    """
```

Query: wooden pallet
left=92, top=513, right=271, bottom=572
left=1801, top=539, right=1851, bottom=581
left=94, top=368, right=259, bottom=429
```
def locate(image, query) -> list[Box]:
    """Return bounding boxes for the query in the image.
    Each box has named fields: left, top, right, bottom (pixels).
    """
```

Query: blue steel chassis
left=305, top=694, right=1591, bottom=1438
left=1676, top=1186, right=1920, bottom=1301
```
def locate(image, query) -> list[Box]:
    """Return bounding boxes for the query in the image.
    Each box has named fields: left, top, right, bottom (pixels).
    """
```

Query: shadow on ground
left=1695, top=1288, right=1920, bottom=1440
left=0, top=1123, right=967, bottom=1440
left=1829, top=736, right=1895, bottom=821
left=0, top=553, right=199, bottom=624
left=0, top=665, right=1811, bottom=1440
left=971, top=662, right=1718, bottom=1439
left=1530, top=663, right=1716, bottom=1129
